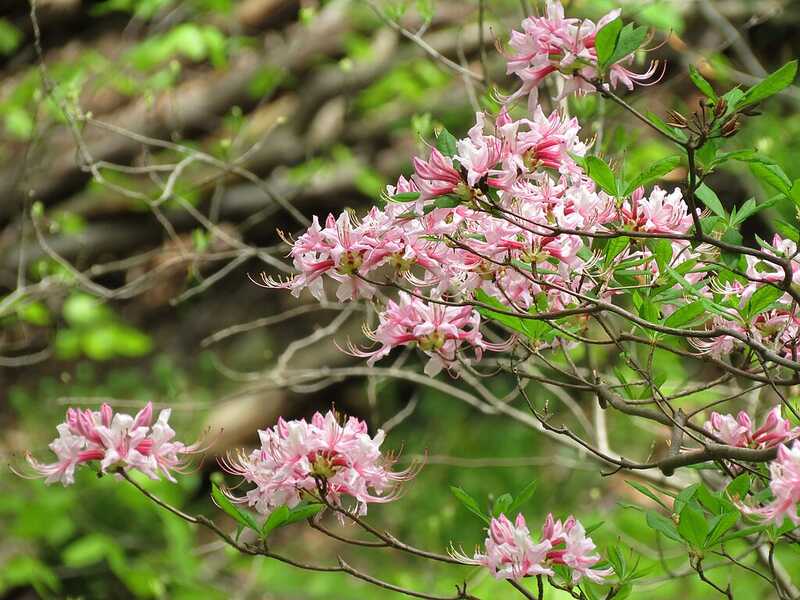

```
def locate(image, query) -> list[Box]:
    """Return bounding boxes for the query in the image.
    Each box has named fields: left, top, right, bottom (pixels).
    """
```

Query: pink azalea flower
left=705, top=411, right=752, bottom=447
left=542, top=514, right=613, bottom=584
left=704, top=407, right=799, bottom=449
left=456, top=112, right=503, bottom=187
left=505, top=1, right=657, bottom=111
left=412, top=148, right=463, bottom=200
left=453, top=512, right=611, bottom=584
left=494, top=108, right=586, bottom=181
left=753, top=407, right=800, bottom=447
left=220, top=410, right=414, bottom=517
left=267, top=212, right=386, bottom=302
left=745, top=234, right=800, bottom=287
left=452, top=513, right=553, bottom=581
left=740, top=442, right=800, bottom=526
left=622, top=186, right=694, bottom=235
left=350, top=292, right=511, bottom=376
left=23, top=403, right=197, bottom=485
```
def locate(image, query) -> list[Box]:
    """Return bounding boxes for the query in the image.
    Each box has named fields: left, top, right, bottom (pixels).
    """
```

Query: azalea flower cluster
left=740, top=442, right=800, bottom=527
left=220, top=410, right=412, bottom=517
left=271, top=103, right=708, bottom=374
left=453, top=513, right=611, bottom=584
left=691, top=233, right=800, bottom=359
left=260, top=0, right=800, bottom=380
left=705, top=406, right=800, bottom=449
left=25, top=402, right=195, bottom=485
left=506, top=0, right=658, bottom=110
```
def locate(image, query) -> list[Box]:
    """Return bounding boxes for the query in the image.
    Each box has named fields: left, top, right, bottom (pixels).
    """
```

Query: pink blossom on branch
left=220, top=410, right=414, bottom=518
left=705, top=407, right=800, bottom=449
left=542, top=513, right=613, bottom=584
left=24, top=402, right=197, bottom=485
left=505, top=1, right=658, bottom=111
left=739, top=442, right=800, bottom=527
left=451, top=513, right=553, bottom=581
left=452, top=512, right=611, bottom=585
left=349, top=292, right=513, bottom=377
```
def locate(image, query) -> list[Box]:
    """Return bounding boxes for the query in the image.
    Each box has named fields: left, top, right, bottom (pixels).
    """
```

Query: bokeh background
left=1, top=0, right=799, bottom=598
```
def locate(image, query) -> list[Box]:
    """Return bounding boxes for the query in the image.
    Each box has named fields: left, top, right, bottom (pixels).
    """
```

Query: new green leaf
left=450, top=486, right=489, bottom=524
left=663, top=301, right=705, bottom=329
left=596, top=18, right=623, bottom=69
left=688, top=65, right=717, bottom=100
left=623, top=155, right=681, bottom=196
left=211, top=483, right=259, bottom=532
left=677, top=504, right=708, bottom=548
left=586, top=156, right=618, bottom=196
left=739, top=60, right=798, bottom=108
left=695, top=184, right=726, bottom=219
left=745, top=285, right=784, bottom=318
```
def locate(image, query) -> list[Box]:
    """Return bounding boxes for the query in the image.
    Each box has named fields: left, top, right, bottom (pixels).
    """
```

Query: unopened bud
left=714, top=98, right=727, bottom=118
left=666, top=110, right=688, bottom=128
left=721, top=117, right=741, bottom=137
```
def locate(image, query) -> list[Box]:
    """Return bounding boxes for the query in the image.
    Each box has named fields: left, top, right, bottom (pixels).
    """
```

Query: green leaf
left=663, top=301, right=706, bottom=329
left=585, top=156, right=618, bottom=196
left=585, top=521, right=605, bottom=536
left=673, top=484, right=699, bottom=513
left=434, top=195, right=462, bottom=209
left=605, top=23, right=648, bottom=67
left=605, top=236, right=630, bottom=267
left=626, top=480, right=670, bottom=511
left=731, top=196, right=780, bottom=227
left=720, top=227, right=744, bottom=269
left=474, top=289, right=547, bottom=340
left=775, top=220, right=800, bottom=242
left=677, top=504, right=708, bottom=548
left=607, top=544, right=628, bottom=579
left=645, top=511, right=681, bottom=542
left=696, top=140, right=720, bottom=171
left=492, top=493, right=514, bottom=517
left=705, top=512, right=740, bottom=547
left=623, top=155, right=682, bottom=195
left=695, top=485, right=726, bottom=515
left=688, top=65, right=717, bottom=100
left=474, top=289, right=527, bottom=332
left=717, top=525, right=767, bottom=543
left=285, top=503, right=325, bottom=525
left=744, top=285, right=784, bottom=318
left=787, top=180, right=800, bottom=207
left=507, top=480, right=537, bottom=515
left=723, top=87, right=745, bottom=107
left=738, top=60, right=798, bottom=108
left=172, top=24, right=208, bottom=61
left=595, top=18, right=623, bottom=69
left=261, top=505, right=290, bottom=538
left=695, top=184, right=726, bottom=219
left=390, top=191, right=421, bottom=202
left=211, top=483, right=259, bottom=531
left=726, top=474, right=751, bottom=501
left=435, top=127, right=458, bottom=157
left=750, top=162, right=792, bottom=196
left=450, top=486, right=489, bottom=524
left=647, top=239, right=673, bottom=274
left=81, top=327, right=117, bottom=361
